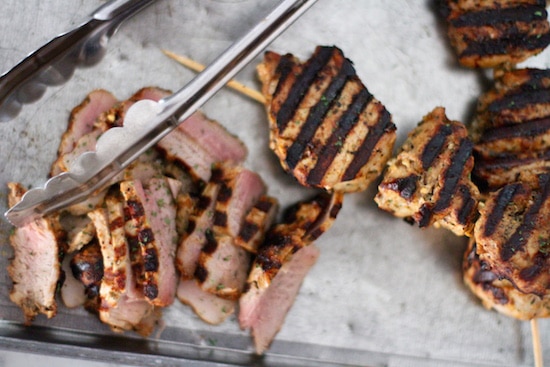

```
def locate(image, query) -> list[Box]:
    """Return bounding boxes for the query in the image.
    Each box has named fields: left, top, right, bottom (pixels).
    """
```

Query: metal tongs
left=5, top=0, right=318, bottom=227
left=0, top=0, right=157, bottom=122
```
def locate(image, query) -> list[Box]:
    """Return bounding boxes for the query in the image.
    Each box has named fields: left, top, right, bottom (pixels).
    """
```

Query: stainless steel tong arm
left=5, top=0, right=318, bottom=227
left=0, top=0, right=156, bottom=122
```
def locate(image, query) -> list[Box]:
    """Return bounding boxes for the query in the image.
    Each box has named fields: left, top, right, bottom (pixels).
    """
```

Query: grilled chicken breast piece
left=437, top=0, right=550, bottom=68
left=474, top=174, right=550, bottom=297
left=463, top=238, right=550, bottom=320
left=471, top=68, right=550, bottom=191
left=375, top=107, right=480, bottom=236
left=7, top=182, right=65, bottom=323
left=258, top=46, right=396, bottom=192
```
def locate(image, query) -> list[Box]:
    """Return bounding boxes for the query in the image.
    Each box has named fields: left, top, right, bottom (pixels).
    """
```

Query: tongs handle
left=0, top=0, right=156, bottom=122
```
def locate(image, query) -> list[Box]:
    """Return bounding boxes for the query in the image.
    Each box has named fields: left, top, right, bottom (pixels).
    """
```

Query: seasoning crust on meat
left=437, top=0, right=550, bottom=68
left=375, top=107, right=480, bottom=237
left=258, top=45, right=396, bottom=193
left=471, top=68, right=550, bottom=192
left=463, top=238, right=550, bottom=320
left=473, top=174, right=550, bottom=297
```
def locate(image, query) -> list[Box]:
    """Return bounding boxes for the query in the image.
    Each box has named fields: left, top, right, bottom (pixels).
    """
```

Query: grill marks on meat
left=235, top=196, right=279, bottom=253
left=87, top=186, right=160, bottom=335
left=120, top=179, right=178, bottom=307
left=463, top=238, right=550, bottom=320
left=176, top=182, right=219, bottom=280
left=474, top=174, right=550, bottom=297
left=7, top=182, right=65, bottom=323
left=239, top=191, right=343, bottom=354
left=258, top=46, right=396, bottom=192
left=177, top=165, right=275, bottom=324
left=375, top=107, right=480, bottom=236
left=471, top=68, right=550, bottom=192
left=437, top=0, right=550, bottom=68
left=195, top=165, right=267, bottom=300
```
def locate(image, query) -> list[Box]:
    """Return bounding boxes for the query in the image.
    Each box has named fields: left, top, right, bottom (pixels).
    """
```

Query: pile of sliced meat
left=6, top=87, right=343, bottom=352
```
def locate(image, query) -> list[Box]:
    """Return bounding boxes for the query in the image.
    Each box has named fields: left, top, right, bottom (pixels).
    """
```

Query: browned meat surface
left=242, top=244, right=320, bottom=354
left=177, top=279, right=236, bottom=324
left=239, top=191, right=343, bottom=353
left=141, top=177, right=178, bottom=306
left=178, top=165, right=274, bottom=324
left=463, top=238, right=550, bottom=320
left=375, top=107, right=480, bottom=237
left=437, top=0, right=550, bottom=68
left=157, top=112, right=247, bottom=182
left=209, top=164, right=267, bottom=238
left=176, top=182, right=220, bottom=279
left=473, top=174, right=550, bottom=297
left=257, top=46, right=396, bottom=192
left=235, top=195, right=279, bottom=253
left=471, top=68, right=550, bottom=191
left=88, top=187, right=159, bottom=334
left=7, top=182, right=65, bottom=323
left=120, top=179, right=177, bottom=306
left=70, top=240, right=103, bottom=302
left=50, top=90, right=117, bottom=176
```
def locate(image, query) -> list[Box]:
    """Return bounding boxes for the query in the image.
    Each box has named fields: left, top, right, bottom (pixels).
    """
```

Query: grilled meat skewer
left=258, top=45, right=396, bottom=193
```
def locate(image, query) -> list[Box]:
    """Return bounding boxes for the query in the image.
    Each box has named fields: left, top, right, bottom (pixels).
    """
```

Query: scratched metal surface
left=0, top=1, right=549, bottom=366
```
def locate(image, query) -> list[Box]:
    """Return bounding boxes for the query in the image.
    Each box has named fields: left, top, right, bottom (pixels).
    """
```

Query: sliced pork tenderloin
left=87, top=188, right=158, bottom=334
left=142, top=177, right=179, bottom=306
left=60, top=254, right=87, bottom=308
left=70, top=240, right=103, bottom=311
left=60, top=214, right=95, bottom=253
left=239, top=191, right=343, bottom=354
left=51, top=89, right=117, bottom=176
left=235, top=195, right=279, bottom=253
left=194, top=164, right=267, bottom=299
left=7, top=182, right=66, bottom=324
left=177, top=279, right=236, bottom=324
left=156, top=112, right=247, bottom=182
left=120, top=179, right=177, bottom=307
left=210, top=164, right=267, bottom=237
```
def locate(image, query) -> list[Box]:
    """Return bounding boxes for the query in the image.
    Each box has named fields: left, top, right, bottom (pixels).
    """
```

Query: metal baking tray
left=1, top=1, right=549, bottom=366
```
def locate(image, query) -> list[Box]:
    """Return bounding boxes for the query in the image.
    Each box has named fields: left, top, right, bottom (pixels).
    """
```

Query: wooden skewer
left=531, top=318, right=544, bottom=367
left=162, top=49, right=266, bottom=104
